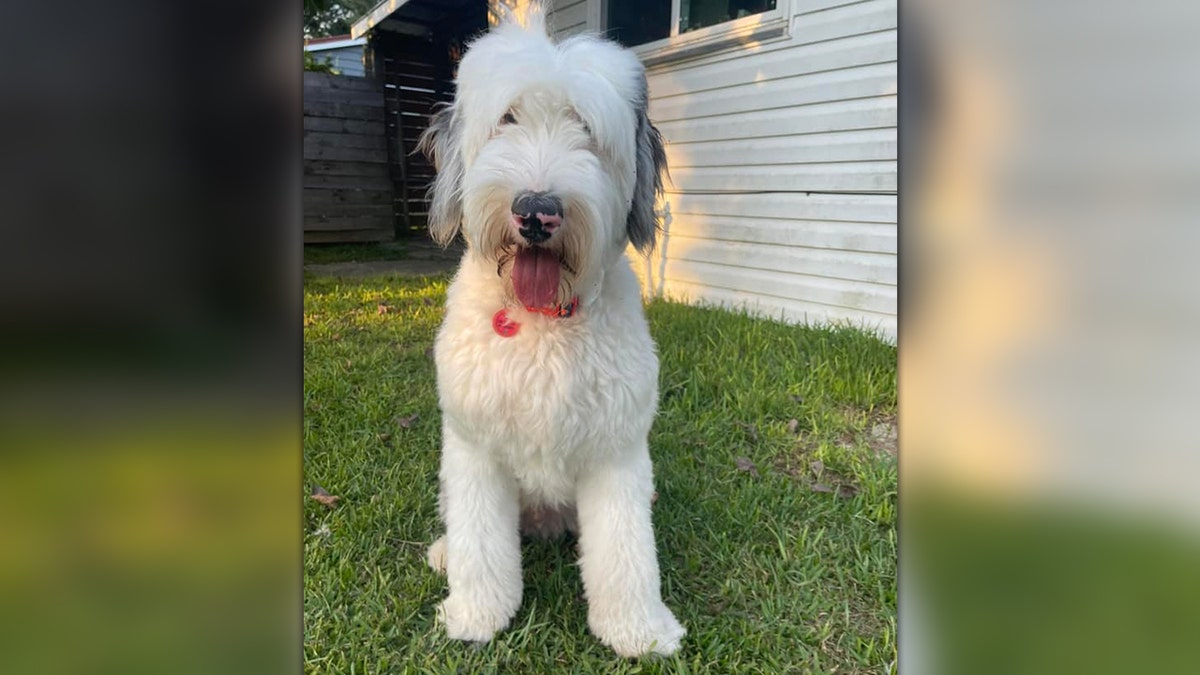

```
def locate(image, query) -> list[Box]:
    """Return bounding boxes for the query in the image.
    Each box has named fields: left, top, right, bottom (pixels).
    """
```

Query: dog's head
left=418, top=5, right=667, bottom=310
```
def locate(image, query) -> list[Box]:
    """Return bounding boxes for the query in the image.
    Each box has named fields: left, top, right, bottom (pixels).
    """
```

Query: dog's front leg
left=576, top=450, right=686, bottom=657
left=436, top=424, right=522, bottom=643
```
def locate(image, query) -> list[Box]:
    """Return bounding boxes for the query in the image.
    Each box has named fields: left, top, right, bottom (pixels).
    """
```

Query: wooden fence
left=375, top=31, right=457, bottom=235
left=303, top=72, right=395, bottom=243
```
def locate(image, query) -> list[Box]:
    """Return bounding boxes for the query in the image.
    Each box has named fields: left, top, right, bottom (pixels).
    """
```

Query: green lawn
left=304, top=273, right=897, bottom=674
left=304, top=241, right=411, bottom=265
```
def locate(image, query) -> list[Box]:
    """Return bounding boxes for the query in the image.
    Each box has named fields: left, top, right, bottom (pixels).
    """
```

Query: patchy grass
left=304, top=241, right=410, bottom=265
left=304, top=274, right=897, bottom=674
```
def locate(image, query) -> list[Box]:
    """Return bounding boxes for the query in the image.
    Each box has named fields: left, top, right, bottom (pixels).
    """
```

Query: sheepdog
left=416, top=5, right=685, bottom=658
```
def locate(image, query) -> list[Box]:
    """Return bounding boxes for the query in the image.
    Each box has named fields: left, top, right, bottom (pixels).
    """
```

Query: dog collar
left=525, top=296, right=579, bottom=319
left=492, top=297, right=579, bottom=338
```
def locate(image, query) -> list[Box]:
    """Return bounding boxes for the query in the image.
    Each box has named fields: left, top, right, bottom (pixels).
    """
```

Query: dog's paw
left=436, top=595, right=513, bottom=644
left=590, top=601, right=686, bottom=658
left=427, top=535, right=447, bottom=574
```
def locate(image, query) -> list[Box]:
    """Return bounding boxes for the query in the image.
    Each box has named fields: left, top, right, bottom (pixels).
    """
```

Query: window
left=606, top=0, right=781, bottom=48
left=680, top=0, right=776, bottom=34
left=606, top=0, right=672, bottom=47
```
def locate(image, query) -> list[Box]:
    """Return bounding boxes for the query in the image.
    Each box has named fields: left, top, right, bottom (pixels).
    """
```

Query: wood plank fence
left=303, top=72, right=395, bottom=243
left=375, top=32, right=457, bottom=235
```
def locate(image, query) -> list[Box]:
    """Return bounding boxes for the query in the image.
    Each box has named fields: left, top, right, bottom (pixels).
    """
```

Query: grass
left=304, top=272, right=897, bottom=674
left=304, top=242, right=411, bottom=266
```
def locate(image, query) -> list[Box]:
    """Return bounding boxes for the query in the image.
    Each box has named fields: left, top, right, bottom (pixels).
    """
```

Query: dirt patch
left=834, top=406, right=897, bottom=459
left=867, top=411, right=898, bottom=458
left=771, top=437, right=860, bottom=497
left=771, top=407, right=896, bottom=492
left=772, top=435, right=818, bottom=478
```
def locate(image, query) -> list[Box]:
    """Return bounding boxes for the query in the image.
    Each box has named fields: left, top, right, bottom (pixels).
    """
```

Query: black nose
left=511, top=191, right=562, bottom=244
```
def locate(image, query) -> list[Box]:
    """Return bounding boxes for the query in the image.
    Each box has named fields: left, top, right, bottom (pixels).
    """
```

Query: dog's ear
left=626, top=83, right=668, bottom=254
left=417, top=104, right=464, bottom=246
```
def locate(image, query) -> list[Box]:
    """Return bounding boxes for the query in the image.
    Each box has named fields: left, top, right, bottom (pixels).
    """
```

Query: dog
left=416, top=5, right=685, bottom=658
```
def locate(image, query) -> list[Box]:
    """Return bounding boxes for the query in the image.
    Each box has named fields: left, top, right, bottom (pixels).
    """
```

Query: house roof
left=351, top=0, right=413, bottom=39
left=303, top=34, right=368, bottom=52
left=350, top=0, right=480, bottom=39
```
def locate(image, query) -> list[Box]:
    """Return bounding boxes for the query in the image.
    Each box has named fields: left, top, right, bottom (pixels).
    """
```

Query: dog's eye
left=500, top=111, right=517, bottom=125
left=567, top=108, right=590, bottom=136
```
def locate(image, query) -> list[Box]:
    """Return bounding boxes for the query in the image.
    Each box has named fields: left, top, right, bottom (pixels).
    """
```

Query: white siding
left=545, top=0, right=590, bottom=37
left=305, top=45, right=367, bottom=77
left=550, top=0, right=898, bottom=341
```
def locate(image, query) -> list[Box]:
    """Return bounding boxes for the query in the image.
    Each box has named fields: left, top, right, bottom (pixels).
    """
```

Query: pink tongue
left=511, top=247, right=561, bottom=308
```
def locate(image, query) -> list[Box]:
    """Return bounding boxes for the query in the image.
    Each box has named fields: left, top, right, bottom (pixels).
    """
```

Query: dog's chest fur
left=434, top=256, right=657, bottom=504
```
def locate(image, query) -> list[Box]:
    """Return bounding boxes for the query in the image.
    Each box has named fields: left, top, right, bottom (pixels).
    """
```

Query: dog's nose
left=511, top=191, right=562, bottom=244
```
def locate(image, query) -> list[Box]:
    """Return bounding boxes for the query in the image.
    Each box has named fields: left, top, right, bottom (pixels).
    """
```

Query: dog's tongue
left=511, top=247, right=560, bottom=309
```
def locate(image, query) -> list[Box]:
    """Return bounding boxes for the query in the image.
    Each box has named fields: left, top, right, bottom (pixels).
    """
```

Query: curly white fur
left=417, top=5, right=683, bottom=658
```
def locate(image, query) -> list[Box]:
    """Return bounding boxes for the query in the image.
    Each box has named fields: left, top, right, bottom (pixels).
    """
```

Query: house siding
left=546, top=0, right=897, bottom=340
left=546, top=0, right=590, bottom=36
left=305, top=44, right=367, bottom=77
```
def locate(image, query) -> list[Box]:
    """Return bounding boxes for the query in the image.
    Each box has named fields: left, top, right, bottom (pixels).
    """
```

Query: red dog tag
left=492, top=309, right=519, bottom=337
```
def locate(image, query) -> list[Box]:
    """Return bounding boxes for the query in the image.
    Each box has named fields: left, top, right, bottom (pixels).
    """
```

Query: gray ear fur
left=626, top=82, right=669, bottom=253
left=416, top=105, right=464, bottom=246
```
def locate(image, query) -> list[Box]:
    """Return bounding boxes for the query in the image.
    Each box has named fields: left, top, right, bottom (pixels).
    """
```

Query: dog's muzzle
left=511, top=191, right=562, bottom=244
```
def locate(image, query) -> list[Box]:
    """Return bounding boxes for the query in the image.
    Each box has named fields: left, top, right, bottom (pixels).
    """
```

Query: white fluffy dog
left=416, top=6, right=685, bottom=658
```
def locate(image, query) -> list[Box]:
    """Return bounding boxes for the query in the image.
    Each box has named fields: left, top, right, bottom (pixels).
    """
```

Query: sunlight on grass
left=303, top=274, right=897, bottom=673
